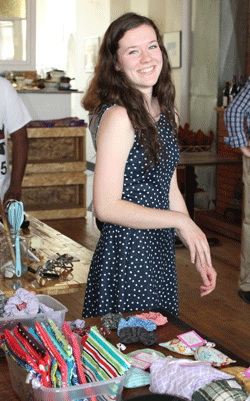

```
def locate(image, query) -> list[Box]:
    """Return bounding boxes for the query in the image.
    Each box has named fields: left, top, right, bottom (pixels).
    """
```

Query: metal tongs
left=39, top=253, right=74, bottom=278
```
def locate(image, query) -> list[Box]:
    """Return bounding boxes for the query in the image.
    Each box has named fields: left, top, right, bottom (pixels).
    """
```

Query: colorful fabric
left=45, top=323, right=74, bottom=386
left=194, top=345, right=236, bottom=367
left=134, top=312, right=168, bottom=326
left=27, top=117, right=87, bottom=128
left=101, top=313, right=124, bottom=330
left=35, top=321, right=69, bottom=387
left=117, top=317, right=156, bottom=336
left=149, top=356, right=234, bottom=400
left=159, top=338, right=195, bottom=355
left=82, top=326, right=131, bottom=383
left=124, top=367, right=150, bottom=388
left=191, top=379, right=250, bottom=401
left=62, top=321, right=87, bottom=385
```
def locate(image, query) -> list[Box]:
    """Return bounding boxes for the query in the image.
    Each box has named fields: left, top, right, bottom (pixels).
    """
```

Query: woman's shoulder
left=99, top=104, right=132, bottom=131
left=101, top=104, right=129, bottom=120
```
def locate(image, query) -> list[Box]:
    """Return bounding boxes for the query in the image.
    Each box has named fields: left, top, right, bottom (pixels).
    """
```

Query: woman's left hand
left=195, top=254, right=217, bottom=296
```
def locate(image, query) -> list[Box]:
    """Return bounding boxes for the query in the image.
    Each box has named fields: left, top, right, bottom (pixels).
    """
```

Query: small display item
left=123, top=366, right=150, bottom=388
left=159, top=338, right=195, bottom=355
left=130, top=357, right=151, bottom=370
left=194, top=344, right=236, bottom=367
left=177, top=330, right=206, bottom=348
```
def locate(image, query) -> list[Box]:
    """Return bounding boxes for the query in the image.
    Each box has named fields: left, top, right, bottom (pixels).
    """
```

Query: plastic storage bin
left=0, top=294, right=68, bottom=340
left=5, top=350, right=125, bottom=401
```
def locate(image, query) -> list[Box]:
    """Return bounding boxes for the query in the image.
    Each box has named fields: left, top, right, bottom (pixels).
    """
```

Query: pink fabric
left=135, top=312, right=168, bottom=326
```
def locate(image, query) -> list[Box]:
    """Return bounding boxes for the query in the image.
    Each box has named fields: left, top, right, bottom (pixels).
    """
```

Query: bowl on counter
left=44, top=80, right=59, bottom=90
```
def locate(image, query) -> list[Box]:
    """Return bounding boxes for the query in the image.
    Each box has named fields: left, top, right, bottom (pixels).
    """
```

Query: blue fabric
left=224, top=78, right=250, bottom=148
left=117, top=317, right=156, bottom=335
left=83, top=106, right=179, bottom=318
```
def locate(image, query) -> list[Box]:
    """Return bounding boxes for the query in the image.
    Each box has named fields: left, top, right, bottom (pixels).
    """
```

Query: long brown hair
left=82, top=12, right=177, bottom=170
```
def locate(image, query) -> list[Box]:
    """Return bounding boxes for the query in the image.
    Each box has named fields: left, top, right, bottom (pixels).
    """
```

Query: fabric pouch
left=159, top=338, right=195, bottom=356
left=191, top=378, right=250, bottom=401
left=82, top=326, right=131, bottom=383
left=194, top=344, right=236, bottom=367
left=124, top=367, right=150, bottom=388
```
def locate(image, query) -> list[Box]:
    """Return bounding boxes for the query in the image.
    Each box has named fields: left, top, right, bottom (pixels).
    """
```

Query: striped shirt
left=224, top=77, right=250, bottom=148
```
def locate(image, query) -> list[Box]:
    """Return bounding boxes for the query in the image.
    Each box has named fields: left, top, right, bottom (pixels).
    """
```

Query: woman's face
left=116, top=24, right=163, bottom=96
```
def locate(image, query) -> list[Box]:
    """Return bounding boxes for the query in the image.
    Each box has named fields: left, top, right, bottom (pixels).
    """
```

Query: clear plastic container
left=5, top=351, right=125, bottom=401
left=0, top=294, right=68, bottom=337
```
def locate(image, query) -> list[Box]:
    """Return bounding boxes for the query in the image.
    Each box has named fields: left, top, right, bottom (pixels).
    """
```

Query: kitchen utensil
left=8, top=201, right=24, bottom=277
left=0, top=198, right=15, bottom=265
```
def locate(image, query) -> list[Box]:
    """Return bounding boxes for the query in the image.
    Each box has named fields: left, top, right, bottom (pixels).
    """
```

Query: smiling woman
left=81, top=12, right=217, bottom=319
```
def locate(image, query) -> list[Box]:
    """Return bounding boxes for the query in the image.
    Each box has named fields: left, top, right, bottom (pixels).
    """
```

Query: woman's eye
left=128, top=50, right=137, bottom=55
left=149, top=44, right=157, bottom=50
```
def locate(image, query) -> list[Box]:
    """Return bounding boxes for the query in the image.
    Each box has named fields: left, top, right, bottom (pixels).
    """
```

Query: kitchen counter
left=18, top=89, right=83, bottom=120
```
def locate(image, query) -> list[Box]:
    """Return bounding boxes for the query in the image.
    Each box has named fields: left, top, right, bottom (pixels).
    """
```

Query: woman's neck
left=144, top=97, right=161, bottom=121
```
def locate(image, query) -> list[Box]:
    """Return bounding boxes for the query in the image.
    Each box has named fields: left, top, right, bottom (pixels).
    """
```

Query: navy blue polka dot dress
left=82, top=105, right=180, bottom=318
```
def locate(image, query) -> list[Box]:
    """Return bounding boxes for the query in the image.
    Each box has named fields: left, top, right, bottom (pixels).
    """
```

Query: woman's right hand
left=175, top=214, right=212, bottom=269
left=175, top=215, right=216, bottom=295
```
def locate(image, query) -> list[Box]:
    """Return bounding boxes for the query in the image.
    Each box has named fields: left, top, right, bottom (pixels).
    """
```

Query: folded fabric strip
left=62, top=321, right=87, bottom=385
left=117, top=317, right=157, bottom=336
left=13, top=326, right=50, bottom=387
left=35, top=321, right=69, bottom=388
left=47, top=320, right=79, bottom=385
left=29, top=327, right=58, bottom=388
left=46, top=324, right=75, bottom=386
left=2, top=338, right=35, bottom=375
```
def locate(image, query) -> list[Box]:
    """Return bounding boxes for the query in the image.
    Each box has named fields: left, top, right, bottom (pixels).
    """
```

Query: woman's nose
left=140, top=50, right=152, bottom=63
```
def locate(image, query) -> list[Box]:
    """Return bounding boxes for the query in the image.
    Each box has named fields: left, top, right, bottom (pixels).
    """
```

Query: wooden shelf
left=18, top=125, right=87, bottom=219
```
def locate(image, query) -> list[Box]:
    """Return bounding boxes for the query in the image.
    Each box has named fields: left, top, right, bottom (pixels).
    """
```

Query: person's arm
left=169, top=169, right=217, bottom=296
left=4, top=126, right=29, bottom=203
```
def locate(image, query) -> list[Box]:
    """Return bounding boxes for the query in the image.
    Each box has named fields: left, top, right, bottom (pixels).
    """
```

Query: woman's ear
left=115, top=63, right=120, bottom=71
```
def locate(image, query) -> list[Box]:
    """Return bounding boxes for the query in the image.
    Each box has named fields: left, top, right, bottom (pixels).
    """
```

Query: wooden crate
left=9, top=125, right=87, bottom=219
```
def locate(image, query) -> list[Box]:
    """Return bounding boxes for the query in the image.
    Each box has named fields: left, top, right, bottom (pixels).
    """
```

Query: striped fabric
left=82, top=326, right=131, bottom=383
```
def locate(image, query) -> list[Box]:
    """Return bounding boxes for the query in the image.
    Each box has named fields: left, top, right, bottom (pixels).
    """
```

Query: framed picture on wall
left=163, top=31, right=182, bottom=69
left=83, top=36, right=100, bottom=72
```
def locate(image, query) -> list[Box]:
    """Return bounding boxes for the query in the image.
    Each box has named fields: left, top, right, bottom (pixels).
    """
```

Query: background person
left=224, top=77, right=250, bottom=303
left=82, top=13, right=217, bottom=318
left=0, top=76, right=30, bottom=204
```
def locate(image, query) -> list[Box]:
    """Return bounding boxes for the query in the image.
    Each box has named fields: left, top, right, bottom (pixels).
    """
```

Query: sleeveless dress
left=82, top=105, right=180, bottom=318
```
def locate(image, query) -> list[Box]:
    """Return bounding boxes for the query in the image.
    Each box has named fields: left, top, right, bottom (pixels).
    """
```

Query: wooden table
left=179, top=152, right=242, bottom=220
left=0, top=213, right=93, bottom=297
left=1, top=308, right=249, bottom=401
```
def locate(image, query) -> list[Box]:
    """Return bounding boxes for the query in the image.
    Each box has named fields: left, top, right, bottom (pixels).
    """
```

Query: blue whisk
left=8, top=201, right=24, bottom=277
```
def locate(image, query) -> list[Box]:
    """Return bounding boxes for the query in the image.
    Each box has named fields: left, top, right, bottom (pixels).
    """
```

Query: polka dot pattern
left=82, top=106, right=180, bottom=318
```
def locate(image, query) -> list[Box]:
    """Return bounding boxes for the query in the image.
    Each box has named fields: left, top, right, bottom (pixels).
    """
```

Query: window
left=0, top=0, right=36, bottom=71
